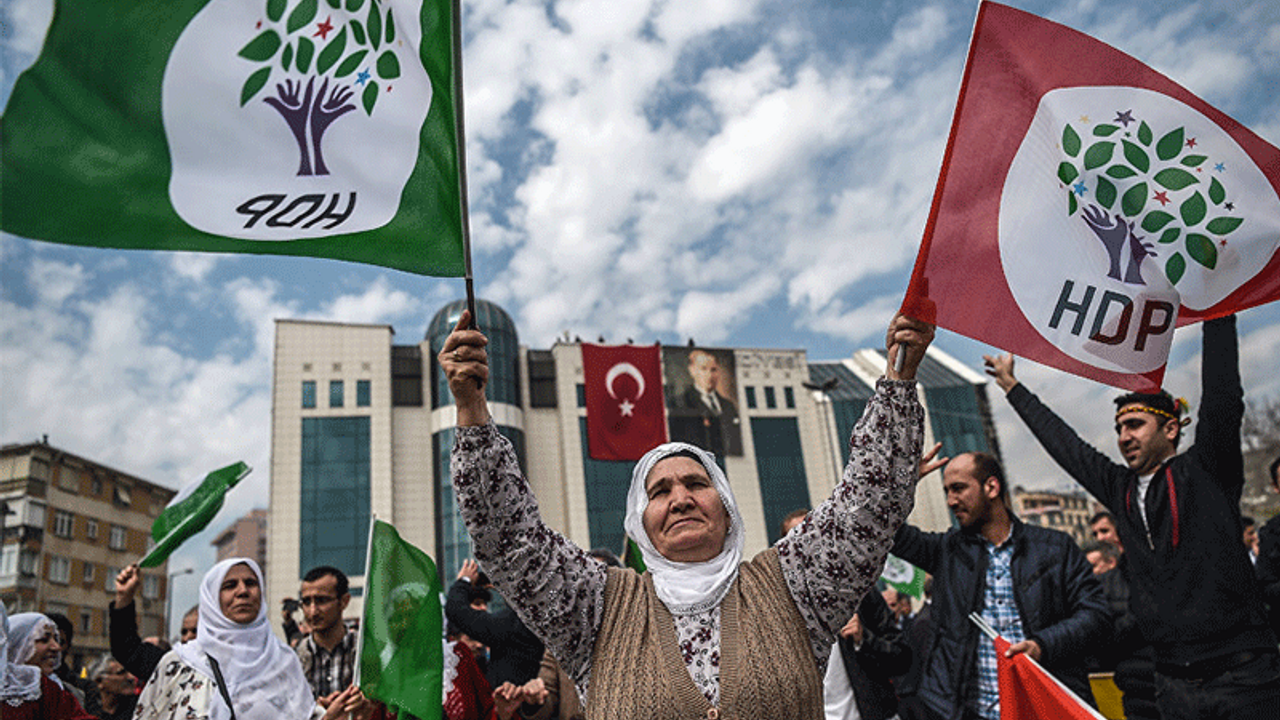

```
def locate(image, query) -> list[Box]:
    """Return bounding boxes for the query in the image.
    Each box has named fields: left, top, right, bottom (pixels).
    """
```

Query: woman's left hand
left=320, top=685, right=374, bottom=720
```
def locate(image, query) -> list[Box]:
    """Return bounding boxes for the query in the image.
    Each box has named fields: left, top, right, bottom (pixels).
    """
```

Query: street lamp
left=166, top=567, right=194, bottom=640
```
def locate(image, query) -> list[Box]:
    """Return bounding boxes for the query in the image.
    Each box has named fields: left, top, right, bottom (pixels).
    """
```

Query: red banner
left=994, top=636, right=1104, bottom=720
left=902, top=2, right=1280, bottom=391
left=582, top=344, right=668, bottom=461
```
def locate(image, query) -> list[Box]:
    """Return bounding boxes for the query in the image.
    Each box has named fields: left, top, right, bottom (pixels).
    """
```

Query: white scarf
left=1, top=608, right=42, bottom=706
left=175, top=558, right=314, bottom=720
left=623, top=442, right=744, bottom=615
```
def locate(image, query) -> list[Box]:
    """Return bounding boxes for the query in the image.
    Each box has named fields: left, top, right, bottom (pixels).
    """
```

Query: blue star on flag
left=356, top=68, right=372, bottom=86
left=1215, top=163, right=1226, bottom=172
left=1073, top=181, right=1088, bottom=196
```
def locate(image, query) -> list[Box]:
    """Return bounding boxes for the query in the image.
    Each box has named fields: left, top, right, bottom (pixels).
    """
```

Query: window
left=48, top=556, right=71, bottom=584
left=745, top=386, right=757, bottom=409
left=575, top=384, right=586, bottom=408
left=143, top=574, right=161, bottom=600
left=109, top=525, right=127, bottom=550
left=784, top=386, right=795, bottom=409
left=356, top=379, right=371, bottom=407
left=0, top=546, right=16, bottom=577
left=302, top=380, right=316, bottom=409
left=82, top=562, right=95, bottom=584
left=53, top=510, right=74, bottom=538
left=91, top=476, right=103, bottom=495
left=764, top=386, right=777, bottom=409
left=104, top=567, right=118, bottom=593
left=19, top=550, right=37, bottom=576
left=113, top=484, right=132, bottom=508
left=86, top=519, right=99, bottom=540
left=329, top=380, right=344, bottom=407
left=80, top=611, right=93, bottom=635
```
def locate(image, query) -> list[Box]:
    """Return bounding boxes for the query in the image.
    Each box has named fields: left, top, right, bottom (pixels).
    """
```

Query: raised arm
left=985, top=353, right=1129, bottom=510
left=776, top=314, right=930, bottom=663
left=1186, top=315, right=1243, bottom=495
left=442, top=312, right=607, bottom=690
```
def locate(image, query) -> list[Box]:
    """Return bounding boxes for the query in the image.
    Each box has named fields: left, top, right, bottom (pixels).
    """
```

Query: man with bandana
left=984, top=315, right=1280, bottom=720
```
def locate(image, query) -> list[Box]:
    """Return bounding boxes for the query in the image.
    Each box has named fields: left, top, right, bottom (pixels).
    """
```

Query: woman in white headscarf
left=2, top=606, right=95, bottom=719
left=134, top=557, right=369, bottom=720
left=439, top=311, right=933, bottom=719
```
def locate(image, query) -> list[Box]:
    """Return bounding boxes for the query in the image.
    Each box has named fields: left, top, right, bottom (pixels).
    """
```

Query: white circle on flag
left=1001, top=87, right=1280, bottom=373
left=163, top=0, right=432, bottom=239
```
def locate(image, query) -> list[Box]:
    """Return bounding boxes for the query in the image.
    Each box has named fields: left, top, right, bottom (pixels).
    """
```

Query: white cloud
left=29, top=258, right=86, bottom=306
left=168, top=253, right=221, bottom=283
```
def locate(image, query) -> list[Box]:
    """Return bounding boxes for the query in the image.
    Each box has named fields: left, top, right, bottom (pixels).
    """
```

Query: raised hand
left=438, top=310, right=491, bottom=425
left=920, top=441, right=948, bottom=480
left=115, top=564, right=141, bottom=608
left=981, top=353, right=1018, bottom=393
left=885, top=313, right=936, bottom=381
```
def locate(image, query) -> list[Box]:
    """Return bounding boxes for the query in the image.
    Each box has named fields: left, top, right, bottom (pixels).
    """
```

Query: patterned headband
left=1115, top=401, right=1192, bottom=427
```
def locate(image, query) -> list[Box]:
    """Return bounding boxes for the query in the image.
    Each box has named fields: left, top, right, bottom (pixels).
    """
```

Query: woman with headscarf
left=2, top=606, right=95, bottom=719
left=438, top=311, right=933, bottom=719
left=134, top=557, right=370, bottom=720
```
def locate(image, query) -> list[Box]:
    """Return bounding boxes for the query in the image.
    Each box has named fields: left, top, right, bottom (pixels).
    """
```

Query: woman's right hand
left=438, top=310, right=492, bottom=426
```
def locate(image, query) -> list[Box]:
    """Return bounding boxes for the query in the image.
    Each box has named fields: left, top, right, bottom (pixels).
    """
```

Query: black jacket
left=1006, top=315, right=1277, bottom=667
left=108, top=601, right=166, bottom=685
left=445, top=578, right=545, bottom=688
left=892, top=518, right=1108, bottom=720
left=834, top=590, right=912, bottom=720
left=1257, top=512, right=1280, bottom=637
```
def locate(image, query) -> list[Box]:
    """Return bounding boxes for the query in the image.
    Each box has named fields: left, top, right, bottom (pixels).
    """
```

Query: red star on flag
left=314, top=16, right=334, bottom=40
left=1153, top=190, right=1170, bottom=206
left=1186, top=137, right=1197, bottom=148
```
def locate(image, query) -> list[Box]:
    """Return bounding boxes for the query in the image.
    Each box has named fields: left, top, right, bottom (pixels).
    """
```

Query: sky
left=3, top=0, right=1279, bottom=635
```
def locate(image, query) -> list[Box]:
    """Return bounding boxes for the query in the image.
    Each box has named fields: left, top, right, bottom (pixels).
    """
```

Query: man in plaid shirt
left=293, top=565, right=359, bottom=704
left=892, top=451, right=1108, bottom=720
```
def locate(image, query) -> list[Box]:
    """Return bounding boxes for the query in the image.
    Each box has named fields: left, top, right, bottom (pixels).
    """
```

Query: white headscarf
left=1, top=606, right=42, bottom=705
left=6, top=613, right=60, bottom=683
left=174, top=558, right=314, bottom=720
left=622, top=442, right=745, bottom=615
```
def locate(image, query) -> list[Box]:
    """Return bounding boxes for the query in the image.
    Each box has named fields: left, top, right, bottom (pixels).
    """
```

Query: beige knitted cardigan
left=586, top=548, right=823, bottom=720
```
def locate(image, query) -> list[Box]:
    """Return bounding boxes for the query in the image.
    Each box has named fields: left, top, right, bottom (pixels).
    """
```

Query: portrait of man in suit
left=665, top=347, right=743, bottom=457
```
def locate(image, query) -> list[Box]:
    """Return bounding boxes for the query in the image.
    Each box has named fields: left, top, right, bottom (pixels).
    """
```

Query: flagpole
left=450, top=0, right=478, bottom=330
left=353, top=513, right=378, bottom=689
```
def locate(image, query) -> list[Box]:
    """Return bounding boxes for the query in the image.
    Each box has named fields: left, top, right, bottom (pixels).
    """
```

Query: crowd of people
left=3, top=310, right=1279, bottom=720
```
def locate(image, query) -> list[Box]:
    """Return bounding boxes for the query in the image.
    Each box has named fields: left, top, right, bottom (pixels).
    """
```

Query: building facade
left=0, top=440, right=175, bottom=671
left=1012, top=487, right=1094, bottom=545
left=268, top=299, right=1002, bottom=617
left=212, top=508, right=269, bottom=574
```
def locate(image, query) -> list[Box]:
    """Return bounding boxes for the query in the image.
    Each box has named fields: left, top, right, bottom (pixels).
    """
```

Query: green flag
left=622, top=535, right=647, bottom=573
left=880, top=553, right=926, bottom=599
left=140, top=461, right=251, bottom=568
left=1, top=0, right=465, bottom=277
left=359, top=518, right=443, bottom=720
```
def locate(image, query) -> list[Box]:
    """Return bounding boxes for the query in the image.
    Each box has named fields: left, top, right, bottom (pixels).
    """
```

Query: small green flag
left=880, top=554, right=926, bottom=599
left=1, top=0, right=465, bottom=277
left=622, top=535, right=647, bottom=573
left=140, top=461, right=250, bottom=568
left=359, top=519, right=443, bottom=720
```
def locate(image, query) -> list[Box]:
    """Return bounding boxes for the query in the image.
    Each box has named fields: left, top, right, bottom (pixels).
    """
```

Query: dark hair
left=588, top=548, right=622, bottom=568
left=779, top=508, right=809, bottom=537
left=46, top=612, right=74, bottom=648
left=1082, top=540, right=1120, bottom=562
left=1089, top=511, right=1115, bottom=527
left=466, top=583, right=493, bottom=606
left=1242, top=516, right=1256, bottom=530
left=302, top=565, right=350, bottom=596
left=1114, top=390, right=1184, bottom=446
left=1269, top=455, right=1280, bottom=488
left=969, top=453, right=1009, bottom=505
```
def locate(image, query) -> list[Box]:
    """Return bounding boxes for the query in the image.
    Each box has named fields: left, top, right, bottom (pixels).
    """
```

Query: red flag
left=582, top=344, right=668, bottom=461
left=994, top=636, right=1105, bottom=720
left=902, top=1, right=1280, bottom=391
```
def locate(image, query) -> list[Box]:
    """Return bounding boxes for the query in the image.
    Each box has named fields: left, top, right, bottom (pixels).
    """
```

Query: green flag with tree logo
left=140, top=461, right=251, bottom=568
left=358, top=518, right=443, bottom=720
left=1, top=0, right=465, bottom=276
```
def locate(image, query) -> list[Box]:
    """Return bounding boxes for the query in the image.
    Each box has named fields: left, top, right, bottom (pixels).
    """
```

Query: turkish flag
left=994, top=636, right=1106, bottom=720
left=582, top=343, right=668, bottom=461
left=902, top=2, right=1280, bottom=391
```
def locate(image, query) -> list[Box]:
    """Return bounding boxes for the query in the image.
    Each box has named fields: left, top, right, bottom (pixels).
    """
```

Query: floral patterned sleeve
left=451, top=423, right=608, bottom=690
left=775, top=378, right=924, bottom=666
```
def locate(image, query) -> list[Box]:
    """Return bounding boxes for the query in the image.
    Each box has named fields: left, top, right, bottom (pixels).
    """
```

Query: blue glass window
left=578, top=418, right=633, bottom=556
left=751, top=417, right=811, bottom=544
left=745, top=386, right=757, bottom=409
left=784, top=386, right=795, bottom=409
left=764, top=386, right=777, bottom=409
left=302, top=381, right=316, bottom=409
left=357, top=379, right=371, bottom=407
left=330, top=380, right=344, bottom=408
left=299, top=417, right=370, bottom=577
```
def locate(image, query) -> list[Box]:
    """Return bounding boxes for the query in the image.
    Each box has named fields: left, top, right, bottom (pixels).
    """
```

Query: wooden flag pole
left=451, top=0, right=478, bottom=330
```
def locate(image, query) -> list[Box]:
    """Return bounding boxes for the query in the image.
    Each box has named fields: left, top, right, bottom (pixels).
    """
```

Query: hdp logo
left=164, top=0, right=433, bottom=240
left=1000, top=87, right=1280, bottom=374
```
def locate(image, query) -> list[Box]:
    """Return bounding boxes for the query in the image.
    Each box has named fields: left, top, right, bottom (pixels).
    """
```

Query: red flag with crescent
left=582, top=343, right=668, bottom=461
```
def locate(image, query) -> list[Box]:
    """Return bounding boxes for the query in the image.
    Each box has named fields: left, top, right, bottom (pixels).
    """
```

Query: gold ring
left=452, top=350, right=462, bottom=362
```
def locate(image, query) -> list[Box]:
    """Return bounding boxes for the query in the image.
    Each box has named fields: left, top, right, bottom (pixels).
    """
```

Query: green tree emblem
left=238, top=0, right=404, bottom=176
left=1058, top=115, right=1243, bottom=286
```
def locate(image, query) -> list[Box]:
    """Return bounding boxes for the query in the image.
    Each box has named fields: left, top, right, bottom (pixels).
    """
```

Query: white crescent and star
left=604, top=362, right=645, bottom=416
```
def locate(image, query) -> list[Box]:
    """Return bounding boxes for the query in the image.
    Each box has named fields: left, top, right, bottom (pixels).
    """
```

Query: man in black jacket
left=892, top=451, right=1108, bottom=720
left=446, top=558, right=545, bottom=689
left=1257, top=455, right=1280, bottom=637
left=985, top=314, right=1280, bottom=719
